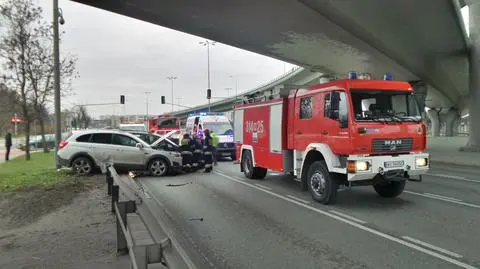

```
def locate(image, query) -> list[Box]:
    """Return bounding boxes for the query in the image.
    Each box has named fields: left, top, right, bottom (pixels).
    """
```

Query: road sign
left=10, top=117, right=24, bottom=123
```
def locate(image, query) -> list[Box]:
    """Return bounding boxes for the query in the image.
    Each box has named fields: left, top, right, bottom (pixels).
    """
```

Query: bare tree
left=25, top=23, right=77, bottom=153
left=0, top=0, right=46, bottom=160
left=73, top=105, right=92, bottom=129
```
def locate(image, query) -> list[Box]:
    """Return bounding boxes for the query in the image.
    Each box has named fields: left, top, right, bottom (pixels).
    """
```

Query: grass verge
left=0, top=152, right=72, bottom=191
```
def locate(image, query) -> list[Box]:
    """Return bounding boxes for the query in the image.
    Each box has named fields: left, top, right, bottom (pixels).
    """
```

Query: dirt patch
left=0, top=176, right=129, bottom=269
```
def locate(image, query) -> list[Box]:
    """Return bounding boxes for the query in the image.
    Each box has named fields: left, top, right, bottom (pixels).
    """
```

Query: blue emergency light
left=383, top=73, right=393, bottom=81
left=348, top=71, right=358, bottom=80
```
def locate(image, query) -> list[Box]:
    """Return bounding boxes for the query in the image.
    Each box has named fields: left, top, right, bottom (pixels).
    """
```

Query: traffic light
left=120, top=95, right=125, bottom=104
left=161, top=96, right=166, bottom=104
left=206, top=89, right=211, bottom=100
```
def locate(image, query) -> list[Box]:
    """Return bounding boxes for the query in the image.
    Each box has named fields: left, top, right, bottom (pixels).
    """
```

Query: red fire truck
left=234, top=73, right=429, bottom=204
left=148, top=115, right=180, bottom=135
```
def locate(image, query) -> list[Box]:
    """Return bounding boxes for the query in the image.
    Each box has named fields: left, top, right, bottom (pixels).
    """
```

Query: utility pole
left=199, top=40, right=216, bottom=111
left=53, top=1, right=64, bottom=169
left=167, top=76, right=177, bottom=112
left=144, top=92, right=151, bottom=121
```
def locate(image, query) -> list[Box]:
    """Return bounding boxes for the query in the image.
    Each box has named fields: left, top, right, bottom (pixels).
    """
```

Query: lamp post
left=224, top=87, right=232, bottom=97
left=53, top=0, right=64, bottom=169
left=167, top=76, right=177, bottom=112
left=144, top=92, right=151, bottom=121
left=199, top=40, right=216, bottom=111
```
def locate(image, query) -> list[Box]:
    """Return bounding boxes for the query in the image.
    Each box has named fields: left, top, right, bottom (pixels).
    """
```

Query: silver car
left=57, top=129, right=182, bottom=176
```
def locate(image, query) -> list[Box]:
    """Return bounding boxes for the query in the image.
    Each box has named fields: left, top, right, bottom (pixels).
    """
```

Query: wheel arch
left=299, top=143, right=343, bottom=190
left=239, top=145, right=254, bottom=172
left=70, top=152, right=97, bottom=167
left=146, top=154, right=171, bottom=171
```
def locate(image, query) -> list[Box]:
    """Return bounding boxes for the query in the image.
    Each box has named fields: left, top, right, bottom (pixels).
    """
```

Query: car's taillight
left=59, top=140, right=68, bottom=149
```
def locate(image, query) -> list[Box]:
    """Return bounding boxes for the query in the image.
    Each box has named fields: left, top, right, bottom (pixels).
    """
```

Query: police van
left=185, top=112, right=236, bottom=160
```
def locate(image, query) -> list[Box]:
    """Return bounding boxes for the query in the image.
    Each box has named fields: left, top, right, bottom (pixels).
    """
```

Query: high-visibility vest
left=211, top=132, right=219, bottom=147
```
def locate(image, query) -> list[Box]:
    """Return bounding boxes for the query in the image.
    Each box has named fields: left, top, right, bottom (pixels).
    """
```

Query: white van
left=185, top=112, right=235, bottom=160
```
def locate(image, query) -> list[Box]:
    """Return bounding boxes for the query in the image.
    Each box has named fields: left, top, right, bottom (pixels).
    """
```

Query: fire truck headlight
left=347, top=160, right=371, bottom=173
left=415, top=157, right=428, bottom=167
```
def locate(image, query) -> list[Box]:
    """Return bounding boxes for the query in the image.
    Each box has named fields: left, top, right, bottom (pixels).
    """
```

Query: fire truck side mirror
left=161, top=96, right=166, bottom=104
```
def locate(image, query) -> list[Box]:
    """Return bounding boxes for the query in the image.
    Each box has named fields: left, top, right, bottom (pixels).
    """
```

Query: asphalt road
left=140, top=162, right=480, bottom=269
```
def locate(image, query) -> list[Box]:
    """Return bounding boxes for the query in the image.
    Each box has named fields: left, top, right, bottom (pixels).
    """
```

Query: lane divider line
left=329, top=210, right=367, bottom=224
left=402, top=236, right=463, bottom=259
left=254, top=184, right=273, bottom=191
left=404, top=191, right=480, bottom=209
left=286, top=194, right=311, bottom=204
left=213, top=171, right=477, bottom=269
left=423, top=192, right=462, bottom=202
left=426, top=173, right=480, bottom=183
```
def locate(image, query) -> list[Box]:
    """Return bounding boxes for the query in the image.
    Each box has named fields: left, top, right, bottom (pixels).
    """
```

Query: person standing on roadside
left=210, top=130, right=219, bottom=166
left=5, top=132, right=12, bottom=162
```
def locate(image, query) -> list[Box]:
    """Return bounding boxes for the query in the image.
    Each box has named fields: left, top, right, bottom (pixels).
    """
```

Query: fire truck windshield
left=158, top=118, right=178, bottom=128
left=350, top=89, right=421, bottom=122
left=204, top=123, right=233, bottom=135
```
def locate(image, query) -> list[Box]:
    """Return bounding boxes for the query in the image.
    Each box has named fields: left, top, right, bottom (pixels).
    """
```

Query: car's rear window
left=91, top=133, right=112, bottom=144
left=76, top=134, right=92, bottom=142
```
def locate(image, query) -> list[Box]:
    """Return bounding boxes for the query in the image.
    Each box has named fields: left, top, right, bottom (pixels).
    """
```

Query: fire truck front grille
left=372, top=138, right=413, bottom=153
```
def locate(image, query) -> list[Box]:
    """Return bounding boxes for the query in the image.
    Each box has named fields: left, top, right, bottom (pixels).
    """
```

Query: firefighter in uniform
left=180, top=133, right=193, bottom=172
left=192, top=133, right=204, bottom=170
left=202, top=129, right=214, bottom=173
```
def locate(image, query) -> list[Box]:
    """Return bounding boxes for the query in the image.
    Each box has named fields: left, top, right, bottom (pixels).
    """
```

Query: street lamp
left=53, top=0, right=65, bottom=169
left=167, top=76, right=177, bottom=112
left=229, top=75, right=239, bottom=102
left=224, top=87, right=232, bottom=97
left=144, top=92, right=151, bottom=121
left=199, top=40, right=216, bottom=111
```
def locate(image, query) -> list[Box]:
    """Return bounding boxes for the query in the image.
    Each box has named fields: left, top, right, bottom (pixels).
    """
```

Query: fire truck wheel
left=307, top=161, right=338, bottom=204
left=242, top=150, right=267, bottom=179
left=373, top=180, right=406, bottom=198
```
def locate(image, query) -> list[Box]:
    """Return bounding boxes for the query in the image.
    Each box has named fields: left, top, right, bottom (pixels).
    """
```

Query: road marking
left=254, top=184, right=272, bottom=191
left=426, top=173, right=480, bottom=183
left=329, top=210, right=366, bottom=224
left=213, top=171, right=477, bottom=269
left=404, top=191, right=480, bottom=209
left=286, top=195, right=311, bottom=204
left=402, top=236, right=463, bottom=259
left=423, top=192, right=462, bottom=202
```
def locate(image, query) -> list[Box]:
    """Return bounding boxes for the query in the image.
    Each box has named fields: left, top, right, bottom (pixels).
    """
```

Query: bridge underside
left=74, top=0, right=468, bottom=108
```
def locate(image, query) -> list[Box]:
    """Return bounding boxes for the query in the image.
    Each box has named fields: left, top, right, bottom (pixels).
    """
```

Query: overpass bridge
left=72, top=0, right=479, bottom=148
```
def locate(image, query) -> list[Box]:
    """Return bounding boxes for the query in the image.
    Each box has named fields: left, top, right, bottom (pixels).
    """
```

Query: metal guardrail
left=104, top=164, right=197, bottom=269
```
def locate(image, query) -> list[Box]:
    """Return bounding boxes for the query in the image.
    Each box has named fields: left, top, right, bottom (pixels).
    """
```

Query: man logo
left=389, top=145, right=397, bottom=151
left=384, top=140, right=402, bottom=146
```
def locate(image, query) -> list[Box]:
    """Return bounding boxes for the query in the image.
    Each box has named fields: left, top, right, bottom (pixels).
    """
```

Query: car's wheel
left=72, top=156, right=93, bottom=176
left=373, top=180, right=406, bottom=198
left=307, top=161, right=338, bottom=204
left=242, top=150, right=267, bottom=179
left=149, top=158, right=169, bottom=177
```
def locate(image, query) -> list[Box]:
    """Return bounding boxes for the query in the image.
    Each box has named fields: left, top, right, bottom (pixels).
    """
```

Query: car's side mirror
left=136, top=143, right=144, bottom=149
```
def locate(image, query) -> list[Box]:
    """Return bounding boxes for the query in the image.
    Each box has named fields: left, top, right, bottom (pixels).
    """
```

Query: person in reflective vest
left=210, top=131, right=219, bottom=166
left=203, top=129, right=213, bottom=173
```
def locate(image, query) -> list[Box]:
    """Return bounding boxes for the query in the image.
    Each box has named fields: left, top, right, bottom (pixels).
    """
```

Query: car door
left=323, top=90, right=351, bottom=154
left=88, top=133, right=116, bottom=164
left=111, top=134, right=147, bottom=169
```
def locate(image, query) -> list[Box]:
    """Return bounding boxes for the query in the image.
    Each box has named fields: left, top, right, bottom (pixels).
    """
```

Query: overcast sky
left=34, top=0, right=296, bottom=118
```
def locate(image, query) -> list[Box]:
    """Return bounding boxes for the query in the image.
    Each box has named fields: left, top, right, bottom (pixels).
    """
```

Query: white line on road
left=402, top=236, right=463, bottom=259
left=254, top=184, right=272, bottom=190
left=329, top=210, right=366, bottom=224
left=426, top=173, right=480, bottom=183
left=286, top=195, right=311, bottom=204
left=213, top=171, right=477, bottom=269
left=423, top=192, right=462, bottom=202
left=404, top=191, right=480, bottom=209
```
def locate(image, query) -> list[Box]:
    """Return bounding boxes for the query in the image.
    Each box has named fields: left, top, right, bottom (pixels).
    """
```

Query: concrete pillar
left=426, top=109, right=440, bottom=137
left=468, top=1, right=480, bottom=148
left=444, top=108, right=459, bottom=137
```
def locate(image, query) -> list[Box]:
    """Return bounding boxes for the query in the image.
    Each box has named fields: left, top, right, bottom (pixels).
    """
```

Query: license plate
left=222, top=153, right=231, bottom=156
left=384, top=161, right=404, bottom=168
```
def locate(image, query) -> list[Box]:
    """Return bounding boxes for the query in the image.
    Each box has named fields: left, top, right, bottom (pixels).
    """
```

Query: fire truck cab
left=234, top=73, right=429, bottom=204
